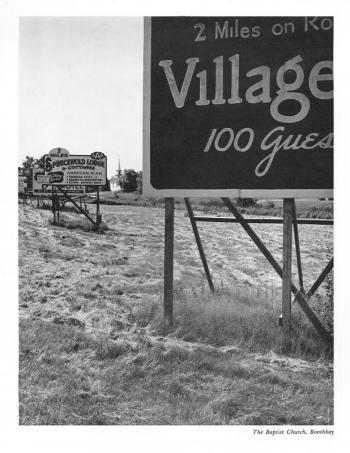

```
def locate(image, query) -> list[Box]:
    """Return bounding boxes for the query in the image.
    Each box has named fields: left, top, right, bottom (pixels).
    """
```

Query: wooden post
left=282, top=198, right=293, bottom=352
left=56, top=188, right=60, bottom=222
left=95, top=186, right=101, bottom=231
left=51, top=186, right=56, bottom=224
left=164, top=198, right=174, bottom=326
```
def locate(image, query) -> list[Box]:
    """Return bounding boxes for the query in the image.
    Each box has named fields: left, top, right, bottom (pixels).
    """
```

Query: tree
left=19, top=155, right=39, bottom=178
left=36, top=155, right=46, bottom=170
left=101, top=178, right=110, bottom=191
left=136, top=171, right=143, bottom=193
left=236, top=197, right=257, bottom=208
left=119, top=169, right=138, bottom=192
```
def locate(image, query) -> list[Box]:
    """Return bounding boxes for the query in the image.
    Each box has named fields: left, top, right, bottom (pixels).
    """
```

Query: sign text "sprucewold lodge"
left=44, top=152, right=107, bottom=186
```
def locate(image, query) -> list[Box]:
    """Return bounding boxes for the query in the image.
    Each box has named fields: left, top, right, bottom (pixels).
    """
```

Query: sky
left=19, top=17, right=143, bottom=177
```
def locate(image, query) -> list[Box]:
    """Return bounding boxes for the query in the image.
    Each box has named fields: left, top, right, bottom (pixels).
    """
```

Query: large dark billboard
left=143, top=16, right=333, bottom=198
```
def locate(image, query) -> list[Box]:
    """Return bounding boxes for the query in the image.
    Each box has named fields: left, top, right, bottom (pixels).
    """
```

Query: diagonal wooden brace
left=185, top=198, right=215, bottom=292
left=306, top=258, right=333, bottom=300
left=221, top=198, right=333, bottom=344
left=292, top=258, right=333, bottom=305
left=291, top=200, right=304, bottom=292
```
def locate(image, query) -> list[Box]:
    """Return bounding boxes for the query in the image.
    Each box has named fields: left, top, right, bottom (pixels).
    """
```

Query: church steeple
left=118, top=158, right=121, bottom=177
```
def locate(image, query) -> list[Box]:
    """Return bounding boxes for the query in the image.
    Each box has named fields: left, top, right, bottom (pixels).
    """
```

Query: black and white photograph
left=1, top=0, right=350, bottom=451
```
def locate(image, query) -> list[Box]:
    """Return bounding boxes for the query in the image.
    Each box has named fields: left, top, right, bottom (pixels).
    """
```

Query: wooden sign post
left=51, top=186, right=56, bottom=224
left=282, top=199, right=293, bottom=351
left=164, top=198, right=174, bottom=326
left=95, top=186, right=102, bottom=231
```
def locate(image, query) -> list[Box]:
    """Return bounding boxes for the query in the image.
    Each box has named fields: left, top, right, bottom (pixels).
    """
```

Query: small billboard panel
left=32, top=168, right=85, bottom=197
left=44, top=152, right=107, bottom=186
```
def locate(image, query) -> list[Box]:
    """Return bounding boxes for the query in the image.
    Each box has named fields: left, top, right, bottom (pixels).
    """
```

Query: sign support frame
left=55, top=186, right=101, bottom=231
left=163, top=197, right=333, bottom=349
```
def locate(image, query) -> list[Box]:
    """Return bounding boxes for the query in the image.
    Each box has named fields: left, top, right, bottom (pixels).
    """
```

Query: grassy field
left=18, top=202, right=333, bottom=425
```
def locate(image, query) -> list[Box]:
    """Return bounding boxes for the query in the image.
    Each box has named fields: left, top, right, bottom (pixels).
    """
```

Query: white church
left=110, top=158, right=122, bottom=192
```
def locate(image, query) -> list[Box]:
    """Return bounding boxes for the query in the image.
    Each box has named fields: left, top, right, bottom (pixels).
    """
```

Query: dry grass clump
left=135, top=286, right=331, bottom=359
left=49, top=213, right=108, bottom=232
left=303, top=206, right=333, bottom=219
left=94, top=337, right=135, bottom=360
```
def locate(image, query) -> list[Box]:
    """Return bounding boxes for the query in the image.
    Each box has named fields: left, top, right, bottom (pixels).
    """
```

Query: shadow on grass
left=49, top=213, right=108, bottom=233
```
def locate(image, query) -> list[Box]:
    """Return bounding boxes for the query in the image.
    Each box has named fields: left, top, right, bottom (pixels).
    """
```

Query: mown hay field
left=18, top=202, right=333, bottom=425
